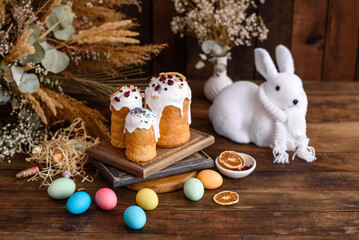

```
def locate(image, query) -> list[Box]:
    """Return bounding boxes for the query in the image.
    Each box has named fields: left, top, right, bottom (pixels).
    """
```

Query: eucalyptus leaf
left=201, top=40, right=216, bottom=54
left=195, top=61, right=205, bottom=69
left=46, top=5, right=74, bottom=32
left=0, top=63, right=5, bottom=76
left=0, top=86, right=11, bottom=105
left=27, top=27, right=41, bottom=45
left=38, top=41, right=55, bottom=51
left=11, top=66, right=24, bottom=86
left=31, top=115, right=42, bottom=130
left=18, top=73, right=40, bottom=93
left=212, top=43, right=227, bottom=57
left=20, top=42, right=45, bottom=65
left=41, top=48, right=69, bottom=73
left=53, top=24, right=75, bottom=41
left=199, top=53, right=207, bottom=61
left=201, top=40, right=228, bottom=57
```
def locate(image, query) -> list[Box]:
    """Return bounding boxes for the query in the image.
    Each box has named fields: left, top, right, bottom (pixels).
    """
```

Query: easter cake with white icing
left=145, top=72, right=192, bottom=147
left=124, top=107, right=159, bottom=162
left=109, top=85, right=143, bottom=149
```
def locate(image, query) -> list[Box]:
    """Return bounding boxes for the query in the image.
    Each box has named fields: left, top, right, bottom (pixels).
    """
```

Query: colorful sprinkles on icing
left=124, top=107, right=159, bottom=141
left=129, top=107, right=156, bottom=118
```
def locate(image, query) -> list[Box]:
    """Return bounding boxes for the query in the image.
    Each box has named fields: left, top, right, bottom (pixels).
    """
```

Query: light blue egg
left=124, top=205, right=146, bottom=230
left=66, top=192, right=91, bottom=214
left=183, top=178, right=204, bottom=201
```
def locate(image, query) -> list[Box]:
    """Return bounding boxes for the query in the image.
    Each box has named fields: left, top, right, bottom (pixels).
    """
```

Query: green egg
left=183, top=178, right=204, bottom=201
left=48, top=178, right=76, bottom=200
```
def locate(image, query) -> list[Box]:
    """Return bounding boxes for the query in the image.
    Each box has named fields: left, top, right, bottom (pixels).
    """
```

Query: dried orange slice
left=218, top=151, right=245, bottom=169
left=213, top=191, right=239, bottom=206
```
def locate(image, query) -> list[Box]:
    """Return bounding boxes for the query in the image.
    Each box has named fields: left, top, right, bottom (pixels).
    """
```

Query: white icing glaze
left=110, top=85, right=142, bottom=112
left=145, top=72, right=192, bottom=128
left=124, top=107, right=159, bottom=142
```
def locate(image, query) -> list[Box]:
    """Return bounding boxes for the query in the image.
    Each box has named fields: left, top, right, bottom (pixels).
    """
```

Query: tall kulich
left=156, top=99, right=190, bottom=147
left=109, top=85, right=142, bottom=149
left=145, top=72, right=192, bottom=148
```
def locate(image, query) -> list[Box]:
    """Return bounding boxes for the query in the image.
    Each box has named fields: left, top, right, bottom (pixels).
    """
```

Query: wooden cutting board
left=125, top=171, right=197, bottom=193
left=86, top=129, right=214, bottom=178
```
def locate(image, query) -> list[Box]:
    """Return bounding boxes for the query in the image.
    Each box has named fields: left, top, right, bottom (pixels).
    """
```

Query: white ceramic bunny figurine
left=209, top=45, right=316, bottom=164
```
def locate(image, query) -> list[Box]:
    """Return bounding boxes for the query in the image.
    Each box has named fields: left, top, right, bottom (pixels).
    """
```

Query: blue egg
left=66, top=192, right=91, bottom=214
left=124, top=205, right=146, bottom=230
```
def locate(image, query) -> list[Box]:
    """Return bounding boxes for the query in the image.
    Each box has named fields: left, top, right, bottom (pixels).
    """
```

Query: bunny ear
left=275, top=44, right=294, bottom=73
left=255, top=48, right=278, bottom=80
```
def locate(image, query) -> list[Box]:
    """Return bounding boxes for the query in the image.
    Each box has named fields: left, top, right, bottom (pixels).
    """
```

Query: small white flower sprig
left=171, top=0, right=268, bottom=75
left=171, top=0, right=268, bottom=49
left=0, top=99, right=48, bottom=160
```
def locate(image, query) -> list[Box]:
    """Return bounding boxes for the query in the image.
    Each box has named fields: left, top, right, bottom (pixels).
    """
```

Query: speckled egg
left=124, top=205, right=146, bottom=230
left=136, top=188, right=158, bottom=210
left=183, top=178, right=204, bottom=201
left=197, top=170, right=223, bottom=189
left=95, top=188, right=117, bottom=210
left=66, top=191, right=91, bottom=214
left=47, top=177, right=76, bottom=200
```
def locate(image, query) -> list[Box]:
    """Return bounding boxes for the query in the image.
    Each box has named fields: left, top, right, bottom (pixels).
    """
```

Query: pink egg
left=95, top=188, right=117, bottom=210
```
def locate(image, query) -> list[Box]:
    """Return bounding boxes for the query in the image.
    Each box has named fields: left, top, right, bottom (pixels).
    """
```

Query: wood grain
left=256, top=0, right=294, bottom=80
left=0, top=233, right=357, bottom=240
left=1, top=187, right=359, bottom=212
left=152, top=0, right=186, bottom=75
left=125, top=171, right=197, bottom=193
left=1, top=209, right=359, bottom=235
left=291, top=0, right=328, bottom=81
left=124, top=1, right=153, bottom=75
left=2, top=168, right=359, bottom=193
left=323, top=0, right=359, bottom=81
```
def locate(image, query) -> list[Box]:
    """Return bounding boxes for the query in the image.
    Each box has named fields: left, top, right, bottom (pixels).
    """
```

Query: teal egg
left=183, top=178, right=204, bottom=201
left=47, top=178, right=76, bottom=200
left=66, top=192, right=91, bottom=214
left=124, top=206, right=146, bottom=230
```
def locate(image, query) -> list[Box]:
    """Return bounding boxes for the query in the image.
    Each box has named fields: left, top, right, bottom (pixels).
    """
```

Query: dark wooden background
left=129, top=0, right=359, bottom=81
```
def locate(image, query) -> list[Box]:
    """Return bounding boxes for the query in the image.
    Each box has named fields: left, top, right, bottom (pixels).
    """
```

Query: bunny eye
left=275, top=86, right=280, bottom=91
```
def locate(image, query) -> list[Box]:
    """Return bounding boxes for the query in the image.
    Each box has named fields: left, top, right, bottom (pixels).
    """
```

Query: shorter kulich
left=124, top=107, right=159, bottom=162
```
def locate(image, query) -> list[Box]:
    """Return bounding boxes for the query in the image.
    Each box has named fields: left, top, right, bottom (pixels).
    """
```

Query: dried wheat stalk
left=43, top=88, right=109, bottom=140
left=23, top=93, right=48, bottom=125
left=0, top=0, right=5, bottom=23
left=6, top=29, right=35, bottom=62
left=72, top=5, right=126, bottom=26
left=71, top=20, right=135, bottom=44
left=34, top=88, right=63, bottom=117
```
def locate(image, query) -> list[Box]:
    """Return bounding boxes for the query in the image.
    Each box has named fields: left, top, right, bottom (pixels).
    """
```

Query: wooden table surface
left=1, top=80, right=359, bottom=239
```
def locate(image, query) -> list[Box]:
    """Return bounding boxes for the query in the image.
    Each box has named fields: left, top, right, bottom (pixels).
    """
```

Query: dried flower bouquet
left=171, top=0, right=268, bottom=48
left=171, top=0, right=268, bottom=66
left=0, top=0, right=166, bottom=160
left=171, top=0, right=268, bottom=101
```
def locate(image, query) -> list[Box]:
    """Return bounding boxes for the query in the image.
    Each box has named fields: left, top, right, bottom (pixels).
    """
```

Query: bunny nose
left=293, top=99, right=299, bottom=105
